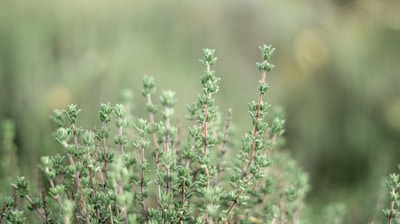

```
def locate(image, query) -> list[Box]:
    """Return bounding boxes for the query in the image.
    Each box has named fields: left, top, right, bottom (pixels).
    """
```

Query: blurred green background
left=1, top=0, right=400, bottom=223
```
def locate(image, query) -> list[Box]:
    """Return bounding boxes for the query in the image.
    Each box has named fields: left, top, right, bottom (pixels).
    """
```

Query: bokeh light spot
left=294, top=28, right=331, bottom=75
left=46, top=85, right=72, bottom=110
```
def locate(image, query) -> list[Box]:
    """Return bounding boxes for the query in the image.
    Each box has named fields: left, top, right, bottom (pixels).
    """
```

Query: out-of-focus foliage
left=0, top=119, right=19, bottom=196
left=0, top=0, right=400, bottom=223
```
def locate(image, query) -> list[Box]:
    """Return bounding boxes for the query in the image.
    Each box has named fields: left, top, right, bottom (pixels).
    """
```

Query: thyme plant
left=0, top=45, right=310, bottom=223
left=384, top=173, right=400, bottom=224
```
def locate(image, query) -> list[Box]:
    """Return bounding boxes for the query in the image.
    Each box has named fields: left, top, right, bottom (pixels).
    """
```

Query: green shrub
left=0, top=45, right=310, bottom=223
left=384, top=173, right=400, bottom=224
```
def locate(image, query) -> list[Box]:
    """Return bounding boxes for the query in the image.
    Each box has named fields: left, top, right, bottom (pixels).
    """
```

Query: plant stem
left=226, top=174, right=256, bottom=215
left=118, top=126, right=125, bottom=154
left=93, top=127, right=106, bottom=189
left=140, top=139, right=149, bottom=221
left=247, top=69, right=266, bottom=169
left=389, top=188, right=395, bottom=224
left=215, top=109, right=232, bottom=184
left=71, top=123, right=91, bottom=224
left=164, top=113, right=171, bottom=194
left=24, top=194, right=47, bottom=221
left=146, top=94, right=162, bottom=207
left=101, top=122, right=109, bottom=180
left=45, top=168, right=63, bottom=209
left=202, top=62, right=212, bottom=190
